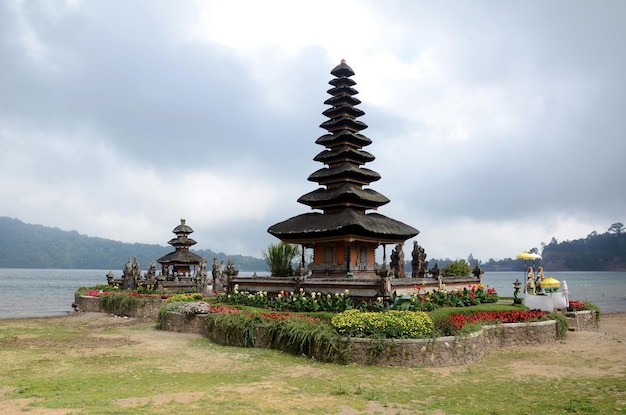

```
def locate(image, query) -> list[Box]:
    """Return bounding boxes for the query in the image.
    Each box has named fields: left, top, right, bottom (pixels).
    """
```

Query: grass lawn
left=0, top=312, right=624, bottom=414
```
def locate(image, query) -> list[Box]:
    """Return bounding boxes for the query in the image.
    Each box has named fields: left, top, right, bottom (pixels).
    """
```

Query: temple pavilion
left=268, top=60, right=419, bottom=278
left=157, top=219, right=204, bottom=277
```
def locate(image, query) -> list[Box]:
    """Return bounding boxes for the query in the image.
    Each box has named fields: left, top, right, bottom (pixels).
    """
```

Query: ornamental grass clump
left=331, top=309, right=434, bottom=339
left=98, top=293, right=143, bottom=316
left=199, top=307, right=348, bottom=362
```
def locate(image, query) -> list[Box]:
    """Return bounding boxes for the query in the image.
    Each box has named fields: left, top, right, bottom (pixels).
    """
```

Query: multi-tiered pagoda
left=268, top=60, right=418, bottom=278
left=157, top=219, right=204, bottom=276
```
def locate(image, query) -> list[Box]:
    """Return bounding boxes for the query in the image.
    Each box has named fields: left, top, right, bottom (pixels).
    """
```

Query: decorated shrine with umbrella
left=515, top=250, right=570, bottom=311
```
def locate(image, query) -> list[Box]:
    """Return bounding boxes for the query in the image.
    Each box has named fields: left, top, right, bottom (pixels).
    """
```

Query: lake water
left=0, top=269, right=624, bottom=319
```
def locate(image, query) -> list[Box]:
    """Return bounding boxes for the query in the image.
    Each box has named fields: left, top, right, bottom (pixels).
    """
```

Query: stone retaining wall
left=347, top=320, right=557, bottom=367
left=158, top=312, right=558, bottom=367
left=73, top=295, right=165, bottom=318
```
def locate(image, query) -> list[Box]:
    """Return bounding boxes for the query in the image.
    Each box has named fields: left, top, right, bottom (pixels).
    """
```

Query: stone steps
left=568, top=317, right=578, bottom=331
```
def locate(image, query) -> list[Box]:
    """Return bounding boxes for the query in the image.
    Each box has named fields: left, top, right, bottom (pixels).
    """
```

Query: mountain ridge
left=0, top=216, right=266, bottom=271
left=1, top=216, right=624, bottom=272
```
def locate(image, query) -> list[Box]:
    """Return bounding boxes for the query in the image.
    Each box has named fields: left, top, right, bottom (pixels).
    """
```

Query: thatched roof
left=172, top=219, right=194, bottom=235
left=268, top=208, right=418, bottom=244
left=157, top=250, right=204, bottom=265
left=307, top=163, right=381, bottom=185
left=298, top=184, right=389, bottom=210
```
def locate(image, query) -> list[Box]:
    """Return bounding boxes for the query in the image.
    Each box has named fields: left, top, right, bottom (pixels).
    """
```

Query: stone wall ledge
left=73, top=295, right=164, bottom=318
left=158, top=312, right=560, bottom=367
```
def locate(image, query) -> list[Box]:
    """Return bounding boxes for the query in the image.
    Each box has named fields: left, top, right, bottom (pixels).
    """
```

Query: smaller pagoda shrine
left=157, top=219, right=205, bottom=277
left=105, top=219, right=210, bottom=293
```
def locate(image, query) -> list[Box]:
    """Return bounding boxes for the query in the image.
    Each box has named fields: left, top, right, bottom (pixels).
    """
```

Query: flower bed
left=155, top=302, right=566, bottom=367
left=331, top=309, right=434, bottom=339
left=158, top=308, right=560, bottom=367
left=218, top=284, right=499, bottom=313
left=444, top=310, right=548, bottom=331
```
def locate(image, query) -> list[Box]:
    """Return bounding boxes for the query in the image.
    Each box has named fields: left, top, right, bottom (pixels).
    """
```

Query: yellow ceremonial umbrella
left=516, top=251, right=536, bottom=261
left=516, top=251, right=542, bottom=293
left=541, top=276, right=561, bottom=292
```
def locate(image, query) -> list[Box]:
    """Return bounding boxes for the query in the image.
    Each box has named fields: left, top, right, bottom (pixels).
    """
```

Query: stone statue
left=472, top=263, right=483, bottom=279
left=225, top=259, right=238, bottom=276
left=390, top=244, right=405, bottom=278
left=429, top=260, right=441, bottom=278
left=146, top=259, right=157, bottom=282
left=122, top=257, right=136, bottom=289
left=411, top=241, right=428, bottom=278
left=212, top=257, right=226, bottom=293
left=106, top=271, right=115, bottom=285
left=195, top=258, right=209, bottom=294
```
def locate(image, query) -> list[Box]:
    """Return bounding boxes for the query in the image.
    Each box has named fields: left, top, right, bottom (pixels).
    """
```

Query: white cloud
left=1, top=0, right=624, bottom=260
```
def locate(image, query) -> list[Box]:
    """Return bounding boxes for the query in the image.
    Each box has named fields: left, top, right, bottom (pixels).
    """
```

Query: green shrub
left=442, top=259, right=472, bottom=277
left=331, top=309, right=434, bottom=339
left=165, top=293, right=205, bottom=303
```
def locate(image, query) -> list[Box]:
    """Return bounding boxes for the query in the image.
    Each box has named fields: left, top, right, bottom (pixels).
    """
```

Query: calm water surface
left=482, top=271, right=626, bottom=314
left=0, top=269, right=624, bottom=319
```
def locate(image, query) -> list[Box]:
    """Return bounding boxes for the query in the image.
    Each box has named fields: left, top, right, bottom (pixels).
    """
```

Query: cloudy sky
left=1, top=0, right=624, bottom=263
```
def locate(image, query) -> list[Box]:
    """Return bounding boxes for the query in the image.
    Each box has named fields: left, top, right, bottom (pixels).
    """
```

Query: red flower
left=446, top=309, right=548, bottom=331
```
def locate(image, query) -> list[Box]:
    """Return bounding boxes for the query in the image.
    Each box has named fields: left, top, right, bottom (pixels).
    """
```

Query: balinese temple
left=268, top=60, right=419, bottom=278
left=157, top=219, right=204, bottom=277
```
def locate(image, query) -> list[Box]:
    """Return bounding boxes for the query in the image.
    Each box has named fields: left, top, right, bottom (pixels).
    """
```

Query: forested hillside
left=478, top=223, right=626, bottom=271
left=0, top=217, right=266, bottom=271
left=541, top=230, right=626, bottom=271
left=1, top=216, right=624, bottom=272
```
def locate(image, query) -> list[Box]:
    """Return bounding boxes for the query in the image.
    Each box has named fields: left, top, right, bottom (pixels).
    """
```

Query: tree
left=443, top=259, right=472, bottom=277
left=262, top=243, right=300, bottom=277
left=607, top=222, right=625, bottom=235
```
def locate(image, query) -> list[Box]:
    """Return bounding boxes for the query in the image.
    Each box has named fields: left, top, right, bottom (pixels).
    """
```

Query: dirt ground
left=1, top=312, right=624, bottom=414
left=425, top=312, right=626, bottom=379
left=508, top=312, right=626, bottom=378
